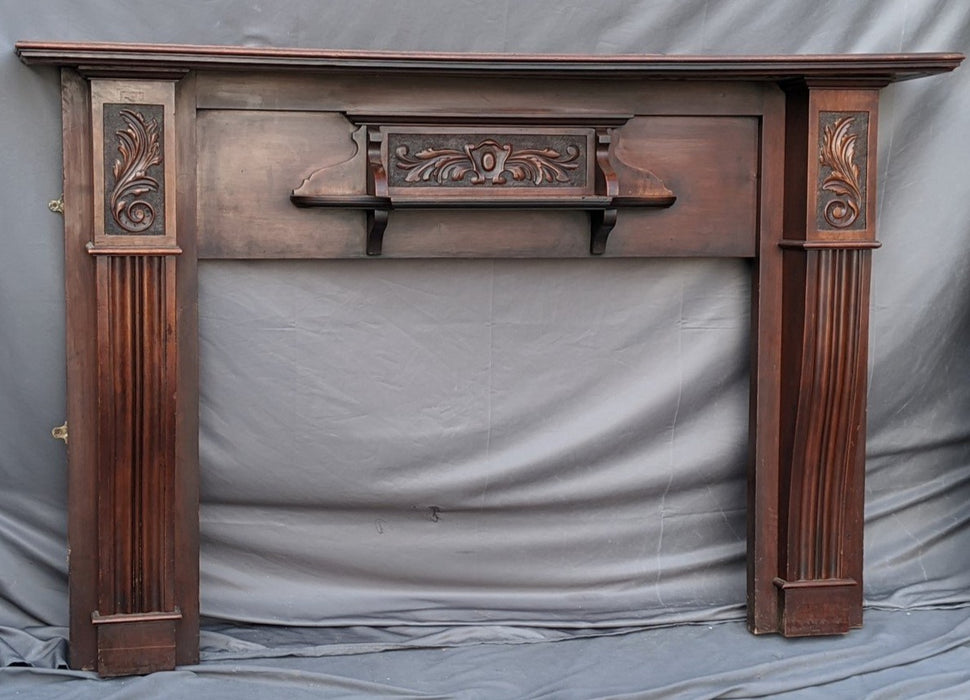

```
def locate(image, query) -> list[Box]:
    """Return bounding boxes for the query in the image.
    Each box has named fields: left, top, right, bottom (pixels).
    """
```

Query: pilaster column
left=85, top=78, right=187, bottom=676
left=776, top=82, right=881, bottom=636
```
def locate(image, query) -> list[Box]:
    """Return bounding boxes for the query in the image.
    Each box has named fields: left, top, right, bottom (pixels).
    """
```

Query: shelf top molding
left=16, top=41, right=963, bottom=82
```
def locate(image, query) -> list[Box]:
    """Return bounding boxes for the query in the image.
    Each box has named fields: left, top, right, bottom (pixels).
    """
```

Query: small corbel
left=590, top=129, right=619, bottom=255
left=365, top=127, right=390, bottom=256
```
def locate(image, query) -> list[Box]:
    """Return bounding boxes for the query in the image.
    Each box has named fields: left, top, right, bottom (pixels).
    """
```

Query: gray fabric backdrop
left=1, top=1, right=969, bottom=696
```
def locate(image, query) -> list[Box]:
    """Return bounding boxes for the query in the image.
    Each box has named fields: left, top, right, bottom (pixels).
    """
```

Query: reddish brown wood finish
left=18, top=42, right=962, bottom=676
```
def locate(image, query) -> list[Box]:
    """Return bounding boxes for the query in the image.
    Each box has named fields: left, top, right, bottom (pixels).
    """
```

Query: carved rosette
left=817, top=112, right=868, bottom=230
left=104, top=104, right=165, bottom=235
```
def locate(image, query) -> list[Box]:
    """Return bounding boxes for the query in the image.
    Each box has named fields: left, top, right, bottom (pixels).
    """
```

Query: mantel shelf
left=15, top=41, right=964, bottom=83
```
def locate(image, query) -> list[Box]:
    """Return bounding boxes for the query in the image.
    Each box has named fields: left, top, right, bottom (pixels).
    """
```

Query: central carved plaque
left=383, top=127, right=594, bottom=197
left=388, top=132, right=588, bottom=189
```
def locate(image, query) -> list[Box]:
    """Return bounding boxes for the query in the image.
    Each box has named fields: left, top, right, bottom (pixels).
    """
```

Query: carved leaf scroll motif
left=107, top=107, right=163, bottom=234
left=818, top=114, right=866, bottom=229
left=395, top=139, right=581, bottom=186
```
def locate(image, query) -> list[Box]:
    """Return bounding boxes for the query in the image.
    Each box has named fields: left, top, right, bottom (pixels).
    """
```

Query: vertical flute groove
left=99, top=255, right=173, bottom=616
left=789, top=249, right=866, bottom=582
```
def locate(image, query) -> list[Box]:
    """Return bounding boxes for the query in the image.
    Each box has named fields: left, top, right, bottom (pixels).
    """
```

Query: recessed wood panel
left=198, top=112, right=758, bottom=259
left=607, top=116, right=758, bottom=257
left=197, top=110, right=361, bottom=258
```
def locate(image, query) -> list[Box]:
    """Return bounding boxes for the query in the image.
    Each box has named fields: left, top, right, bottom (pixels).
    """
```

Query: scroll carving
left=817, top=113, right=867, bottom=230
left=394, top=139, right=581, bottom=186
left=105, top=105, right=164, bottom=235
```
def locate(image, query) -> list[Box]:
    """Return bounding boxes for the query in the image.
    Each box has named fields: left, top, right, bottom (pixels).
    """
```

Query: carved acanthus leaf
left=109, top=109, right=162, bottom=233
left=395, top=138, right=580, bottom=186
left=819, top=115, right=862, bottom=229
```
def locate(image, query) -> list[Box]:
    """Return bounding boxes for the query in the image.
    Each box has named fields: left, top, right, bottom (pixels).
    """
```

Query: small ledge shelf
left=290, top=194, right=681, bottom=210
left=289, top=192, right=676, bottom=256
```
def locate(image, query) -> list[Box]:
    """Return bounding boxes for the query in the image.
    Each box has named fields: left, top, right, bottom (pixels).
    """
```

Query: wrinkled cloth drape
left=2, top=1, right=969, bottom=696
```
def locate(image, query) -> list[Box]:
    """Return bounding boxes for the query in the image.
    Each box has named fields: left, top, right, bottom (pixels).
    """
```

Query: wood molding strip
left=16, top=42, right=964, bottom=82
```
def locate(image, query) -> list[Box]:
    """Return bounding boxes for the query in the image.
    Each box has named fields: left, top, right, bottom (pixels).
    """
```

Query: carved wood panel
left=91, top=80, right=177, bottom=252
left=102, top=104, right=166, bottom=236
left=387, top=130, right=590, bottom=191
left=817, top=111, right=869, bottom=231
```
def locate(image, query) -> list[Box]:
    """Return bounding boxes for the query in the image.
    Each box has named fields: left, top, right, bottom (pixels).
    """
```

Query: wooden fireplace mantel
left=16, top=41, right=962, bottom=677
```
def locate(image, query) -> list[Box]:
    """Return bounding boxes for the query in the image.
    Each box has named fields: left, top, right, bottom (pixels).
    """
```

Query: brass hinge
left=51, top=421, right=68, bottom=445
left=48, top=194, right=64, bottom=215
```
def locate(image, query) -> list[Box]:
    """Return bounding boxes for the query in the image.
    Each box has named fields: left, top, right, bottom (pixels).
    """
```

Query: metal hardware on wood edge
left=51, top=421, right=68, bottom=444
left=48, top=195, right=64, bottom=214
